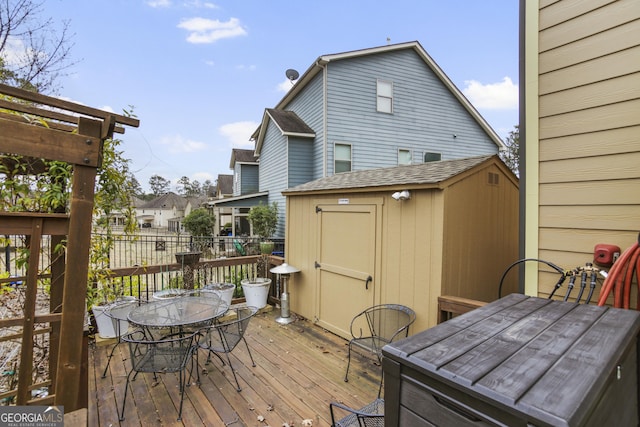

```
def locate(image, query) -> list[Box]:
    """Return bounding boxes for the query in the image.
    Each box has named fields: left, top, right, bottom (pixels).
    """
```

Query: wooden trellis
left=0, top=83, right=139, bottom=411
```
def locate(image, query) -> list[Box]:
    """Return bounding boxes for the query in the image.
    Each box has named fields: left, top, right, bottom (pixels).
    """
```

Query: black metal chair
left=101, top=298, right=146, bottom=378
left=196, top=305, right=258, bottom=391
left=119, top=330, right=197, bottom=421
left=344, top=304, right=416, bottom=395
left=330, top=398, right=384, bottom=427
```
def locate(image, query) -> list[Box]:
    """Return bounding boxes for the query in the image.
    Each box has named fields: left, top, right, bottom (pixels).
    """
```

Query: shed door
left=315, top=204, right=377, bottom=338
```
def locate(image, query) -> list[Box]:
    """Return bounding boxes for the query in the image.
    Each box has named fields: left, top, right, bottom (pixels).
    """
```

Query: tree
left=182, top=208, right=215, bottom=237
left=182, top=207, right=215, bottom=252
left=201, top=179, right=215, bottom=197
left=176, top=175, right=190, bottom=196
left=149, top=174, right=170, bottom=196
left=0, top=0, right=76, bottom=93
left=247, top=202, right=278, bottom=240
left=129, top=175, right=144, bottom=199
left=500, top=125, right=519, bottom=176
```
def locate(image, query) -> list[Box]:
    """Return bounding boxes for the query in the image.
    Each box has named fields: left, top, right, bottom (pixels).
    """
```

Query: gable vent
left=488, top=172, right=500, bottom=185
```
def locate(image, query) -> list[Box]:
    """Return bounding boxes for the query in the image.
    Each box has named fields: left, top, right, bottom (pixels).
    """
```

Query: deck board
left=89, top=307, right=381, bottom=426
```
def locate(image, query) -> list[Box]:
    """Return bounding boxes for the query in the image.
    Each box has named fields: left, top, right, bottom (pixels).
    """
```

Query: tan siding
left=540, top=205, right=640, bottom=231
left=539, top=0, right=617, bottom=31
left=539, top=98, right=640, bottom=139
left=285, top=196, right=318, bottom=317
left=539, top=20, right=640, bottom=74
left=539, top=152, right=640, bottom=183
left=441, top=164, right=520, bottom=302
left=540, top=180, right=640, bottom=206
left=540, top=73, right=640, bottom=117
left=539, top=0, right=639, bottom=52
left=539, top=126, right=640, bottom=161
left=540, top=46, right=640, bottom=95
left=534, top=0, right=640, bottom=301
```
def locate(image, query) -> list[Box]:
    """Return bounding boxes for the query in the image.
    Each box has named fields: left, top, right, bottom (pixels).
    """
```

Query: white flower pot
left=205, top=282, right=235, bottom=307
left=241, top=278, right=272, bottom=309
left=92, top=304, right=116, bottom=339
left=153, top=289, right=186, bottom=300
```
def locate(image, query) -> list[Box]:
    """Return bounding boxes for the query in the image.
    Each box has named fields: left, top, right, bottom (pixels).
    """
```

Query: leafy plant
left=182, top=208, right=215, bottom=251
left=247, top=202, right=278, bottom=240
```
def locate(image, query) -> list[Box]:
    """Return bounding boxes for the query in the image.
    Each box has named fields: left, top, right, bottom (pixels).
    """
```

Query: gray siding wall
left=288, top=137, right=314, bottom=188
left=285, top=74, right=325, bottom=180
left=240, top=164, right=259, bottom=195
left=259, top=122, right=288, bottom=237
left=325, top=49, right=498, bottom=174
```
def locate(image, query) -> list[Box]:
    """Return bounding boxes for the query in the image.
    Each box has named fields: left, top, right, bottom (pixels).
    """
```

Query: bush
left=247, top=202, right=278, bottom=240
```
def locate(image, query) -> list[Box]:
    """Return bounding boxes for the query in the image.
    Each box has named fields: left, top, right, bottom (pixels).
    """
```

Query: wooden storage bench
left=382, top=293, right=640, bottom=426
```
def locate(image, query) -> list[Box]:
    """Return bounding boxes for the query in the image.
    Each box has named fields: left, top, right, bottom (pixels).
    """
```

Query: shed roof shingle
left=284, top=155, right=495, bottom=193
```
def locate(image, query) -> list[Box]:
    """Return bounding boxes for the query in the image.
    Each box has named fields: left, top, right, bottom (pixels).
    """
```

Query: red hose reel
left=597, top=233, right=640, bottom=309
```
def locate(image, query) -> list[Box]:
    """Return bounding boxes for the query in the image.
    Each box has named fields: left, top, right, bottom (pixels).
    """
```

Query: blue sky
left=43, top=0, right=519, bottom=192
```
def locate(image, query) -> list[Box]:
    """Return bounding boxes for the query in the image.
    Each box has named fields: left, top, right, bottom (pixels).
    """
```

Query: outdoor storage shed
left=282, top=155, right=519, bottom=338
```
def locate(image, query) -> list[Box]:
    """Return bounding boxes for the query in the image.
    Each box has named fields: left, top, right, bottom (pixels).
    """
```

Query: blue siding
left=240, top=164, right=259, bottom=195
left=286, top=74, right=324, bottom=180
left=288, top=138, right=314, bottom=188
left=324, top=50, right=498, bottom=173
left=258, top=121, right=288, bottom=237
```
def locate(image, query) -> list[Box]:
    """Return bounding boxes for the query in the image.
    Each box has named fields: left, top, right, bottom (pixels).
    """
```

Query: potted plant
left=247, top=202, right=278, bottom=254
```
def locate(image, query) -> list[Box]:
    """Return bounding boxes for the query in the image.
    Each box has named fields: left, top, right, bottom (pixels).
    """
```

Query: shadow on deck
left=89, top=307, right=382, bottom=426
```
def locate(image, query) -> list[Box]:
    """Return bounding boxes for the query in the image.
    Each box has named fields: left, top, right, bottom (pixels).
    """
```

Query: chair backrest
left=203, top=306, right=258, bottom=353
left=351, top=304, right=416, bottom=343
left=122, top=330, right=196, bottom=373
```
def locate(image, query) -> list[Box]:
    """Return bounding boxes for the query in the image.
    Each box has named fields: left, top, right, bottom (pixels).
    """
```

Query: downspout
left=321, top=60, right=328, bottom=177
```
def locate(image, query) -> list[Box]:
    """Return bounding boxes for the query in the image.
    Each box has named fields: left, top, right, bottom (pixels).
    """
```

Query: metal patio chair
left=330, top=398, right=384, bottom=427
left=119, top=330, right=197, bottom=421
left=344, top=304, right=416, bottom=395
left=101, top=298, right=146, bottom=378
left=196, top=305, right=258, bottom=391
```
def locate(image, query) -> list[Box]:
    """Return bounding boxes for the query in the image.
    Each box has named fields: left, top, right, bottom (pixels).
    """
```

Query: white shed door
left=315, top=204, right=377, bottom=338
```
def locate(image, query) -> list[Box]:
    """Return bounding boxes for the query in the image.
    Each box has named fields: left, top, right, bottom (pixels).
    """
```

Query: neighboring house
left=522, top=1, right=640, bottom=299
left=219, top=41, right=506, bottom=238
left=136, top=192, right=188, bottom=230
left=209, top=149, right=267, bottom=236
left=213, top=174, right=233, bottom=235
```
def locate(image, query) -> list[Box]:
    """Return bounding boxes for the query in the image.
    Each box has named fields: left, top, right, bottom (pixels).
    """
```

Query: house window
left=424, top=152, right=442, bottom=163
left=398, top=149, right=412, bottom=165
left=377, top=79, right=393, bottom=113
left=335, top=143, right=352, bottom=173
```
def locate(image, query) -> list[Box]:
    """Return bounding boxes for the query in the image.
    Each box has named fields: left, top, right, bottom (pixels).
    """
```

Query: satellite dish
left=285, top=68, right=299, bottom=82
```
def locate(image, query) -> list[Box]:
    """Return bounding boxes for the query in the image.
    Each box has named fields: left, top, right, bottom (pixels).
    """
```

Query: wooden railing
left=437, top=295, right=487, bottom=324
left=104, top=255, right=285, bottom=304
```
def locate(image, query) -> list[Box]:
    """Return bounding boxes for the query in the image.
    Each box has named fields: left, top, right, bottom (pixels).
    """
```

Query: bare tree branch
left=0, top=0, right=77, bottom=93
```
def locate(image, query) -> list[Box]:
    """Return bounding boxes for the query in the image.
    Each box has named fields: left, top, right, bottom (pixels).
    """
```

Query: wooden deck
left=89, top=306, right=382, bottom=426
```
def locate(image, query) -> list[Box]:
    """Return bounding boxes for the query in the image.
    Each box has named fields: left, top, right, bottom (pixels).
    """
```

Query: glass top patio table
left=128, top=295, right=228, bottom=329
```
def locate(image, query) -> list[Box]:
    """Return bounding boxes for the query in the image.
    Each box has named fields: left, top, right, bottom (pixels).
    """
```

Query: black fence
left=1, top=233, right=285, bottom=278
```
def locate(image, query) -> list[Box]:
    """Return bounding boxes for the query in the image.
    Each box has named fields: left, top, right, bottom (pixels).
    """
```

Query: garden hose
left=597, top=233, right=640, bottom=309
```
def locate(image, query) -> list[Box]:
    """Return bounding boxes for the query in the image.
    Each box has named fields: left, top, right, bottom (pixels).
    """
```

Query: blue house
left=214, top=41, right=504, bottom=238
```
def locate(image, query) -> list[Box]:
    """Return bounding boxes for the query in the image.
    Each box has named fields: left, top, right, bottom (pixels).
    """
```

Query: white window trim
left=398, top=148, right=412, bottom=165
left=334, top=142, right=352, bottom=174
left=376, top=79, right=393, bottom=114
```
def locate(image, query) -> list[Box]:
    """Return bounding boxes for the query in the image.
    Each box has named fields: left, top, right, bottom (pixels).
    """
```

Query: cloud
left=276, top=78, right=296, bottom=93
left=219, top=121, right=259, bottom=148
left=185, top=0, right=218, bottom=9
left=178, top=17, right=247, bottom=44
left=191, top=171, right=215, bottom=182
left=236, top=64, right=256, bottom=71
left=462, top=77, right=518, bottom=110
left=159, top=134, right=208, bottom=153
left=147, top=0, right=171, bottom=7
